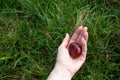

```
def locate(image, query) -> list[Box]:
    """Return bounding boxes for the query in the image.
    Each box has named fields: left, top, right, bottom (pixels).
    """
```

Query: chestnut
left=69, top=42, right=82, bottom=58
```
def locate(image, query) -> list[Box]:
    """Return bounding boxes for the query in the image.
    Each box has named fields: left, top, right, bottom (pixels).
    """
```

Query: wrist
left=47, top=63, right=72, bottom=80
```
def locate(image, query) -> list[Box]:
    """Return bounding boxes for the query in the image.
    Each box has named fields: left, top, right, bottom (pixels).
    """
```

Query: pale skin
left=47, top=26, right=88, bottom=80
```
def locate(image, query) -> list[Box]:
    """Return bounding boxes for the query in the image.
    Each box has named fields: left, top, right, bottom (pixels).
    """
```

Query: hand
left=56, top=26, right=88, bottom=76
left=47, top=26, right=88, bottom=80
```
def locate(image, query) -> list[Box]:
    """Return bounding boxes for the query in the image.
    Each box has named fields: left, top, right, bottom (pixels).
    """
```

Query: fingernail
left=79, top=26, right=83, bottom=29
left=84, top=27, right=88, bottom=31
left=66, top=33, right=69, bottom=36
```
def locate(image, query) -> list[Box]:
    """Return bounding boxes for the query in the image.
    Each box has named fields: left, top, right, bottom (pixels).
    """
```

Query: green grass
left=0, top=0, right=120, bottom=80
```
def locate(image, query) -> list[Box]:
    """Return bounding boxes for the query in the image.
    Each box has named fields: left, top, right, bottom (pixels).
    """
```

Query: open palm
left=56, top=27, right=88, bottom=76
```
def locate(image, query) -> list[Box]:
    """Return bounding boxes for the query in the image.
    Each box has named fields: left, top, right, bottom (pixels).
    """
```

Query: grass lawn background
left=0, top=0, right=120, bottom=80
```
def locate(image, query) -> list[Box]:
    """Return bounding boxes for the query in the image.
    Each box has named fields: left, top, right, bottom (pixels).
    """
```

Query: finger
left=84, top=32, right=88, bottom=42
left=71, top=26, right=82, bottom=41
left=81, top=38, right=87, bottom=57
left=67, top=27, right=83, bottom=47
left=76, top=27, right=88, bottom=44
left=61, top=33, right=70, bottom=47
left=84, top=27, right=88, bottom=32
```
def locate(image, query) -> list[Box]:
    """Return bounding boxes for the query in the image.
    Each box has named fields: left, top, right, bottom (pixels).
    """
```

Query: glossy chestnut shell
left=69, top=42, right=82, bottom=58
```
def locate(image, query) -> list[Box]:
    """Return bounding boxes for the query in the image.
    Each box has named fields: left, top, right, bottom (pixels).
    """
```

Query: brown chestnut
left=69, top=42, right=82, bottom=58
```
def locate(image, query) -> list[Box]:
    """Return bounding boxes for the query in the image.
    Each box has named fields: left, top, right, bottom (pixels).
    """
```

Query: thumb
left=61, top=33, right=70, bottom=47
